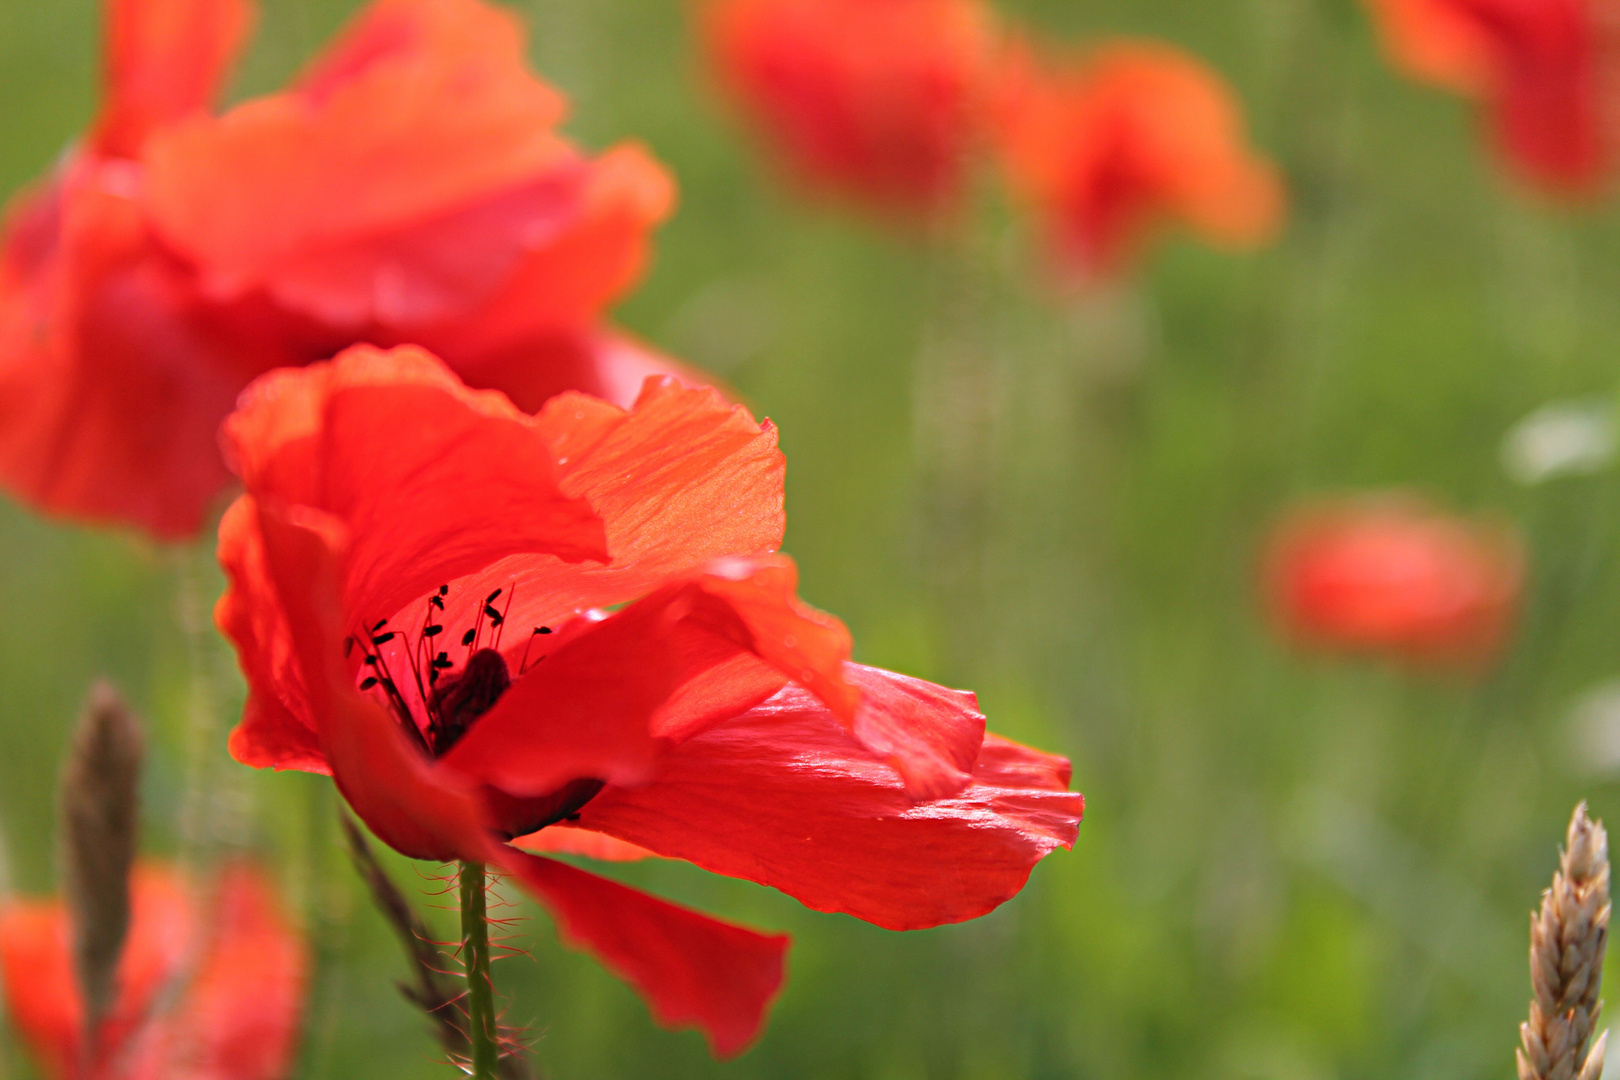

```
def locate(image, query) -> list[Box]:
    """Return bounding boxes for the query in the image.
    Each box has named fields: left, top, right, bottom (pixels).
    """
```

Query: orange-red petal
left=572, top=680, right=1081, bottom=930
left=0, top=166, right=297, bottom=539
left=704, top=0, right=997, bottom=214
left=421, top=377, right=785, bottom=633
left=93, top=0, right=256, bottom=158
left=450, top=327, right=716, bottom=415
left=408, top=143, right=676, bottom=355
left=998, top=39, right=1284, bottom=277
left=217, top=496, right=330, bottom=773
left=441, top=556, right=853, bottom=796
left=1264, top=494, right=1523, bottom=670
left=143, top=0, right=571, bottom=298
left=0, top=865, right=291, bottom=1080
left=513, top=826, right=660, bottom=861
left=250, top=498, right=502, bottom=862
left=498, top=849, right=789, bottom=1058
left=221, top=343, right=607, bottom=633
left=1361, top=0, right=1609, bottom=193
left=120, top=865, right=307, bottom=1080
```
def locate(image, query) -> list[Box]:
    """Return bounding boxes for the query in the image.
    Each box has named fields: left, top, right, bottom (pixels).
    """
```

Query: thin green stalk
left=459, top=861, right=499, bottom=1080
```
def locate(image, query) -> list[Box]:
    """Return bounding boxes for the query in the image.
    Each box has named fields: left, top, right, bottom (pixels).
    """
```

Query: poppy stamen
left=353, top=582, right=542, bottom=758
left=517, top=626, right=552, bottom=675
left=349, top=622, right=432, bottom=756
left=493, top=586, right=516, bottom=651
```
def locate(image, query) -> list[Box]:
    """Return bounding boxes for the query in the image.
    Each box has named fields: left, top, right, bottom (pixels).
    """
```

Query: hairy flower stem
left=460, top=861, right=499, bottom=1080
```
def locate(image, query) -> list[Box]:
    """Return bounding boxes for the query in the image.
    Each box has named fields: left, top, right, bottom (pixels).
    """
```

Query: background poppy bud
left=56, top=681, right=143, bottom=1048
left=1263, top=495, right=1524, bottom=671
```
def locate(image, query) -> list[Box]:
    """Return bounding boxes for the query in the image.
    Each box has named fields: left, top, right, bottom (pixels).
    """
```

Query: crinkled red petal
left=498, top=849, right=788, bottom=1058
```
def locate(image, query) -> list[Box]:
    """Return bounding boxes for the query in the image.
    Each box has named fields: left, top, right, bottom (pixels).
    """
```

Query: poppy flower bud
left=1263, top=495, right=1523, bottom=671
left=56, top=682, right=143, bottom=1047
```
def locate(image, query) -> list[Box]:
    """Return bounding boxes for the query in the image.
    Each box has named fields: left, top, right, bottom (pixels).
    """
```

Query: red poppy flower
left=0, top=0, right=678, bottom=541
left=1361, top=0, right=1618, bottom=194
left=215, top=343, right=1083, bottom=1056
left=701, top=0, right=998, bottom=216
left=1263, top=495, right=1523, bottom=670
left=997, top=39, right=1285, bottom=279
left=0, top=863, right=306, bottom=1080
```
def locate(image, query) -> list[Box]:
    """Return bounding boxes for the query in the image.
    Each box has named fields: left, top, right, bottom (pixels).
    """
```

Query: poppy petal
left=142, top=0, right=572, bottom=299
left=410, top=143, right=676, bottom=357
left=0, top=867, right=194, bottom=1080
left=222, top=343, right=607, bottom=631
left=703, top=0, right=995, bottom=213
left=653, top=563, right=980, bottom=796
left=497, top=849, right=788, bottom=1058
left=121, top=865, right=306, bottom=1080
left=216, top=497, right=329, bottom=773
left=234, top=162, right=594, bottom=331
left=93, top=0, right=255, bottom=158
left=440, top=556, right=852, bottom=795
left=420, top=378, right=785, bottom=634
left=541, top=377, right=786, bottom=596
left=0, top=904, right=83, bottom=1080
left=584, top=329, right=719, bottom=408
left=998, top=39, right=1283, bottom=277
left=449, top=327, right=714, bottom=415
left=0, top=173, right=290, bottom=539
left=1361, top=0, right=1495, bottom=91
left=250, top=498, right=499, bottom=863
left=570, top=679, right=1082, bottom=930
left=439, top=590, right=687, bottom=796
left=513, top=825, right=659, bottom=861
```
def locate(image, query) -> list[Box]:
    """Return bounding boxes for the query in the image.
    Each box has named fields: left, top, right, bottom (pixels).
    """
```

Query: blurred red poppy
left=1264, top=495, right=1523, bottom=670
left=215, top=343, right=1083, bottom=1056
left=0, top=0, right=679, bottom=541
left=997, top=39, right=1285, bottom=279
left=0, top=863, right=305, bottom=1080
left=1361, top=0, right=1619, bottom=195
left=702, top=0, right=997, bottom=216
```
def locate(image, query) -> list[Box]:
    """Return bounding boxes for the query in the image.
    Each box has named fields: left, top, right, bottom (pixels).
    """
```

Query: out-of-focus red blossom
left=0, top=863, right=305, bottom=1080
left=1264, top=496, right=1524, bottom=670
left=997, top=39, right=1285, bottom=279
left=702, top=0, right=998, bottom=216
left=1361, top=0, right=1620, bottom=195
left=0, top=0, right=682, bottom=541
left=215, top=343, right=1082, bottom=1057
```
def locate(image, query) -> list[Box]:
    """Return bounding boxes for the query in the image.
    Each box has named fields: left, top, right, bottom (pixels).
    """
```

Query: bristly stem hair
left=461, top=861, right=500, bottom=1080
left=341, top=818, right=531, bottom=1079
left=1519, top=802, right=1610, bottom=1080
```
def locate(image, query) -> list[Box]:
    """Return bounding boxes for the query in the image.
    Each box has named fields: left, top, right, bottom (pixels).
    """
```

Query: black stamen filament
left=347, top=583, right=550, bottom=760
left=517, top=625, right=553, bottom=675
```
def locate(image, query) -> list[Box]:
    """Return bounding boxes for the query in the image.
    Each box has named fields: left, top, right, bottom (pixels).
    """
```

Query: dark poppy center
left=348, top=583, right=544, bottom=758
left=426, top=647, right=511, bottom=756
left=346, top=583, right=602, bottom=838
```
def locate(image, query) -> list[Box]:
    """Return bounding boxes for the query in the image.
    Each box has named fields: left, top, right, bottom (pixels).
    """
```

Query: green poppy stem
left=459, top=861, right=499, bottom=1080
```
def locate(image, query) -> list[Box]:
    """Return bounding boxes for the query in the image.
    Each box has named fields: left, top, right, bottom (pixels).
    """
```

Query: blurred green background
left=4, top=0, right=1620, bottom=1077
